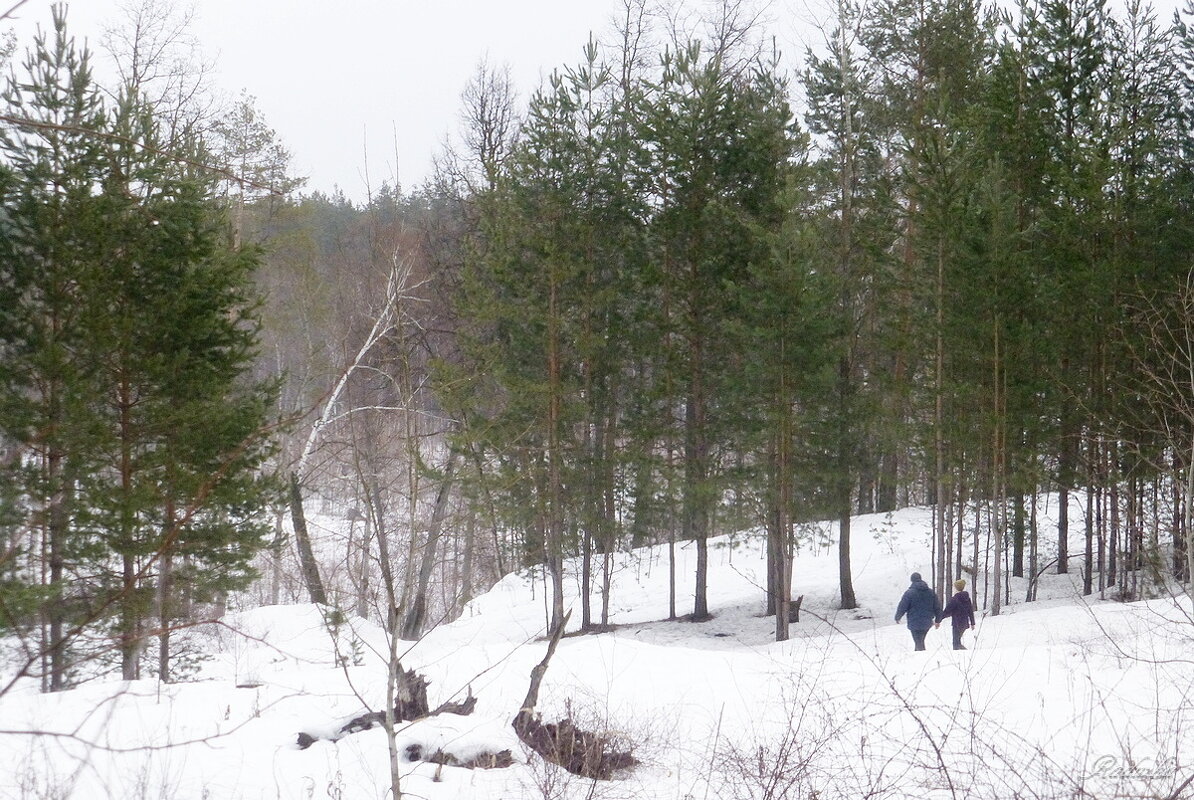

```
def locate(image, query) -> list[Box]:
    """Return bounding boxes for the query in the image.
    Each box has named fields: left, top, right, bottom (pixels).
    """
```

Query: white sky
left=3, top=0, right=1182, bottom=201
left=2, top=0, right=835, bottom=200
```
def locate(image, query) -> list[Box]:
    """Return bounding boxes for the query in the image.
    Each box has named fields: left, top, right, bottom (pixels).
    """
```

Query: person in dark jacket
left=895, top=572, right=942, bottom=651
left=935, top=578, right=976, bottom=650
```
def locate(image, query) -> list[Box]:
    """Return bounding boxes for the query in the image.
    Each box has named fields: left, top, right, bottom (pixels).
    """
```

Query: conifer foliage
left=439, top=0, right=1194, bottom=636
left=0, top=8, right=277, bottom=688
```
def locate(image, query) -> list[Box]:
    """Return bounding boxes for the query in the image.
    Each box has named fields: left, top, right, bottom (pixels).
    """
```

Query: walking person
left=895, top=572, right=941, bottom=651
left=936, top=579, right=976, bottom=650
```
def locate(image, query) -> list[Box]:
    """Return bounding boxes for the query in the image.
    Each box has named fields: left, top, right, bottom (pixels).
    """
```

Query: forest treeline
left=4, top=0, right=1194, bottom=691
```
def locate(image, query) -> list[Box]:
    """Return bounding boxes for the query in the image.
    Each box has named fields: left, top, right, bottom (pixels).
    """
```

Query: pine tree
left=636, top=42, right=801, bottom=621
left=0, top=7, right=110, bottom=690
left=1, top=7, right=277, bottom=686
left=804, top=0, right=901, bottom=609
left=854, top=0, right=993, bottom=601
left=451, top=53, right=611, bottom=632
left=83, top=96, right=277, bottom=678
left=1023, top=0, right=1115, bottom=578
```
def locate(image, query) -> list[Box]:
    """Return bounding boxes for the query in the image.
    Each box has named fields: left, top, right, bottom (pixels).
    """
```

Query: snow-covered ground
left=2, top=501, right=1191, bottom=799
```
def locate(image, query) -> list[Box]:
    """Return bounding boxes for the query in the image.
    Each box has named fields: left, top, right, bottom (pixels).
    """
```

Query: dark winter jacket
left=895, top=579, right=942, bottom=631
left=938, top=591, right=976, bottom=629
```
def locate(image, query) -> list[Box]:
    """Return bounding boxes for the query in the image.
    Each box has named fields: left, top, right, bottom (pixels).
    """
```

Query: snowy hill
left=1, top=503, right=1190, bottom=799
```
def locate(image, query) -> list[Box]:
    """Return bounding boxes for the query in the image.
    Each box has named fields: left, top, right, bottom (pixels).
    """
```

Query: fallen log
left=297, top=666, right=476, bottom=748
left=407, top=743, right=515, bottom=769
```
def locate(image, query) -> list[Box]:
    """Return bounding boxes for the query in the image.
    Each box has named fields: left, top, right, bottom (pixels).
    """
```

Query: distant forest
left=3, top=0, right=1194, bottom=690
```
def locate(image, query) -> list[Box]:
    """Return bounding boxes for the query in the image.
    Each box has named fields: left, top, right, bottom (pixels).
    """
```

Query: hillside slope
left=1, top=502, right=1189, bottom=799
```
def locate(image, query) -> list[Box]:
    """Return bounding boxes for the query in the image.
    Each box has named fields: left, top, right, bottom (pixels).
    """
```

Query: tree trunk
left=366, top=476, right=399, bottom=629
left=400, top=453, right=457, bottom=640
left=1057, top=407, right=1073, bottom=574
left=1026, top=491, right=1039, bottom=602
left=838, top=354, right=858, bottom=611
left=355, top=509, right=371, bottom=620
left=1084, top=480, right=1094, bottom=596
left=668, top=442, right=677, bottom=621
left=547, top=277, right=566, bottom=632
left=271, top=508, right=284, bottom=606
left=581, top=526, right=593, bottom=631
left=839, top=512, right=856, bottom=610
left=158, top=552, right=172, bottom=683
left=1186, top=440, right=1194, bottom=588
left=289, top=472, right=327, bottom=606
left=687, top=363, right=710, bottom=621
left=768, top=434, right=791, bottom=639
left=935, top=238, right=947, bottom=608
left=1012, top=491, right=1025, bottom=578
left=47, top=449, right=68, bottom=692
left=120, top=377, right=139, bottom=682
left=600, top=408, right=617, bottom=628
left=460, top=512, right=475, bottom=613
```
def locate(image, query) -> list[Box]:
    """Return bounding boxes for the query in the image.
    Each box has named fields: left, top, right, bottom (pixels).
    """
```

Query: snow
left=2, top=501, right=1190, bottom=799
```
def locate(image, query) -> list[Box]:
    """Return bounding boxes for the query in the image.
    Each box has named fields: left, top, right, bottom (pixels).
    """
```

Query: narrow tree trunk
left=367, top=477, right=399, bottom=629
left=838, top=354, right=857, bottom=611
left=990, top=500, right=1002, bottom=617
left=547, top=278, right=566, bottom=632
left=355, top=509, right=371, bottom=620
left=767, top=503, right=784, bottom=633
left=271, top=508, right=284, bottom=606
left=600, top=408, right=617, bottom=628
left=289, top=472, right=328, bottom=606
left=1084, top=480, right=1094, bottom=596
left=667, top=531, right=677, bottom=621
left=400, top=454, right=457, bottom=640
left=1109, top=472, right=1120, bottom=589
left=158, top=552, right=172, bottom=683
left=1012, top=490, right=1026, bottom=578
left=383, top=605, right=404, bottom=800
left=460, top=512, right=475, bottom=613
left=157, top=489, right=177, bottom=683
left=121, top=549, right=138, bottom=681
left=47, top=449, right=68, bottom=692
left=772, top=431, right=792, bottom=640
left=688, top=357, right=710, bottom=621
left=581, top=527, right=593, bottom=631
left=1183, top=440, right=1194, bottom=588
left=934, top=239, right=948, bottom=607
left=1185, top=441, right=1194, bottom=587
left=765, top=506, right=778, bottom=617
left=120, top=377, right=139, bottom=682
left=1027, top=491, right=1039, bottom=602
left=954, top=474, right=966, bottom=579
left=1057, top=405, right=1073, bottom=574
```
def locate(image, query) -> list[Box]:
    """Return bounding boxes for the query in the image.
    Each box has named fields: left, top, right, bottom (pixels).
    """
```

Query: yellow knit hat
left=954, top=579, right=966, bottom=591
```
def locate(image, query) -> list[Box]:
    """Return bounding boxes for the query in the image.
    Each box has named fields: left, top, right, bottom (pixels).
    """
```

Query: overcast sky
left=2, top=1, right=839, bottom=200
left=4, top=0, right=1181, bottom=202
